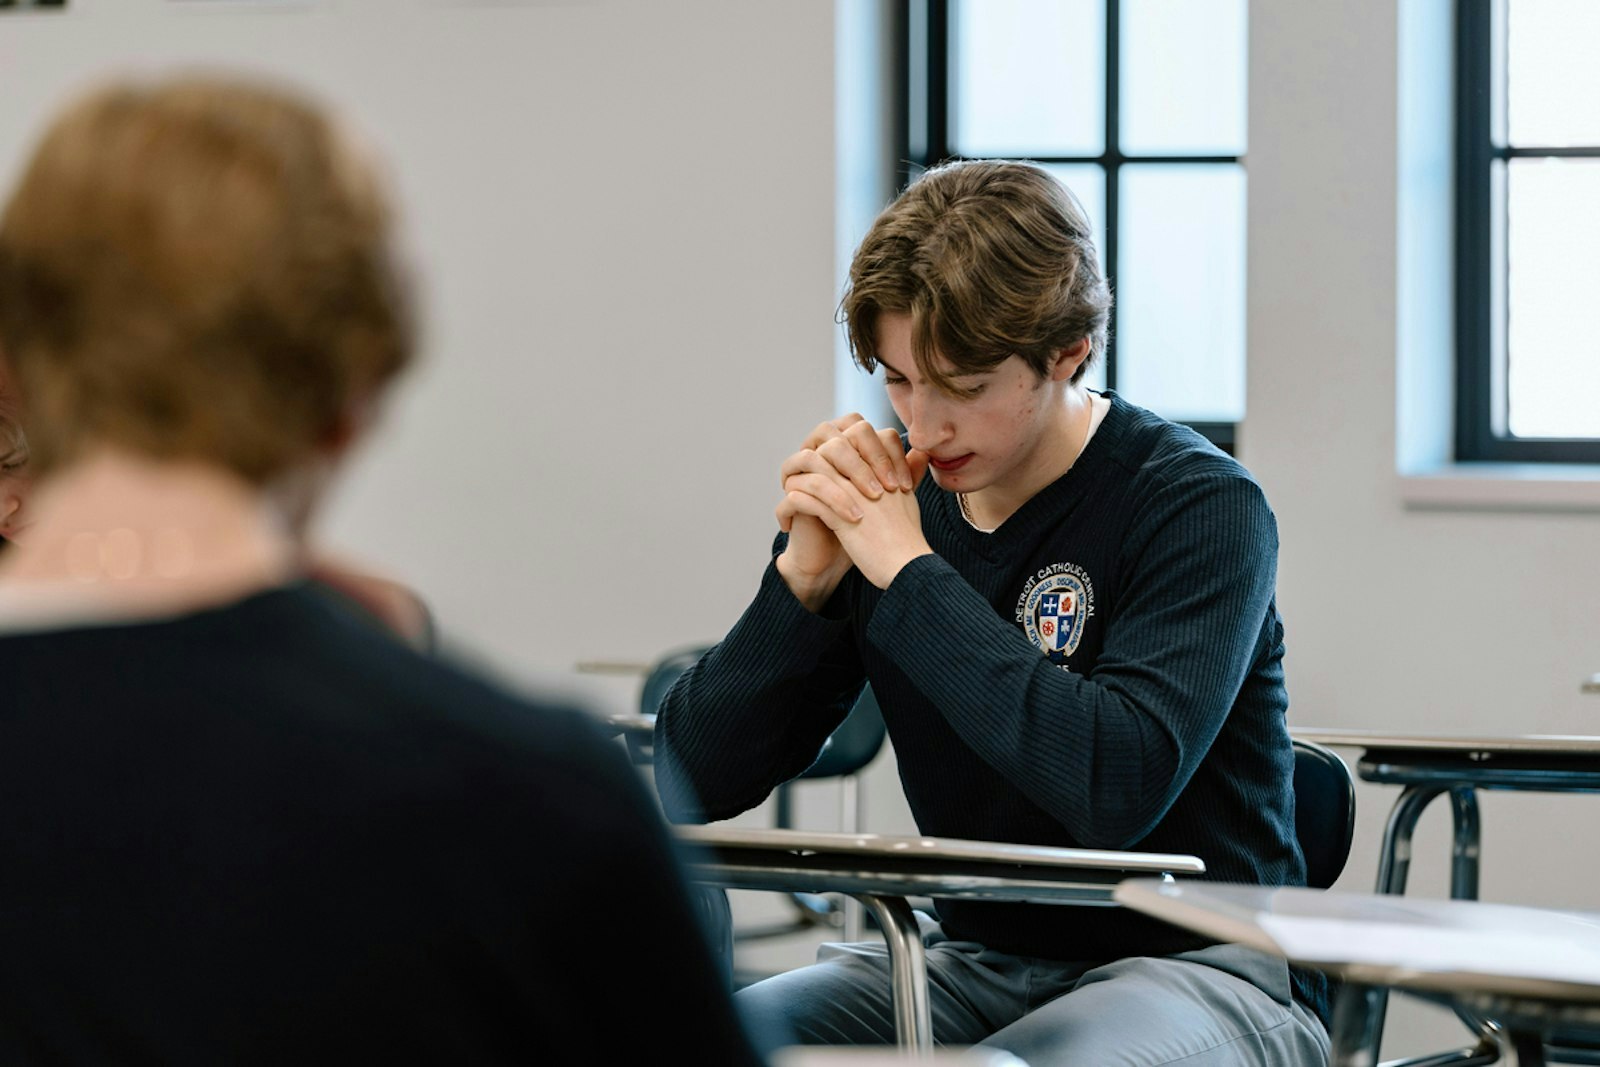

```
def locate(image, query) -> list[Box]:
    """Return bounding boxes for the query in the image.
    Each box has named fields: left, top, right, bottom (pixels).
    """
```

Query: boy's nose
left=906, top=418, right=953, bottom=453
left=906, top=394, right=956, bottom=452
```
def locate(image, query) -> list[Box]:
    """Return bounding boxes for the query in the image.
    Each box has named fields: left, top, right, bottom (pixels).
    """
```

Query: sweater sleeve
left=653, top=543, right=868, bottom=824
left=865, top=471, right=1279, bottom=849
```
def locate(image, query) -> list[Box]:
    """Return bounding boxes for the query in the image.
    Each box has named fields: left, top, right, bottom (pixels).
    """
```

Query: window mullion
left=1455, top=0, right=1496, bottom=461
left=1103, top=0, right=1120, bottom=392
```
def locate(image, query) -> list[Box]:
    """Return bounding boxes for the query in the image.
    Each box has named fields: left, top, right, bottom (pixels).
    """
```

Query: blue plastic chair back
left=1292, top=737, right=1357, bottom=889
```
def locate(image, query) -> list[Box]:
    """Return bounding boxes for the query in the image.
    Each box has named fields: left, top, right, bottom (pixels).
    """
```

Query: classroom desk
left=1114, top=879, right=1600, bottom=1067
left=674, top=826, right=1206, bottom=1055
left=1290, top=731, right=1600, bottom=900
left=1293, top=730, right=1600, bottom=1059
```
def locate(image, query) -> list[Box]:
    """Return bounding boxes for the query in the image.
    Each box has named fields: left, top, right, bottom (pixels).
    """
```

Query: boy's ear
left=1050, top=337, right=1093, bottom=382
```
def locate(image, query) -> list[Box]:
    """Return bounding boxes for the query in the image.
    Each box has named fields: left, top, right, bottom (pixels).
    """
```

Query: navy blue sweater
left=656, top=393, right=1327, bottom=1023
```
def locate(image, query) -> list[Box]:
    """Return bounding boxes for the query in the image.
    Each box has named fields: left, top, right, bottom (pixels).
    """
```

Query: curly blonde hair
left=0, top=75, right=412, bottom=484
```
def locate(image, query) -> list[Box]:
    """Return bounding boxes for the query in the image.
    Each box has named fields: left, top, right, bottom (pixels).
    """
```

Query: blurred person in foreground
left=0, top=74, right=764, bottom=1065
left=4, top=370, right=430, bottom=646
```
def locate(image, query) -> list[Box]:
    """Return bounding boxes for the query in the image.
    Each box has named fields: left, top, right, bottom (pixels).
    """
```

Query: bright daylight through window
left=915, top=0, right=1246, bottom=443
left=1458, top=0, right=1600, bottom=462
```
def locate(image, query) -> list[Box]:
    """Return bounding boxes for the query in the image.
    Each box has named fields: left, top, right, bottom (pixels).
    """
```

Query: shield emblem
left=1036, top=590, right=1077, bottom=653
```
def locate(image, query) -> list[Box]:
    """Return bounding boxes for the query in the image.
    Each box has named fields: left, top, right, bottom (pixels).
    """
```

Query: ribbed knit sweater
left=657, top=392, right=1327, bottom=1023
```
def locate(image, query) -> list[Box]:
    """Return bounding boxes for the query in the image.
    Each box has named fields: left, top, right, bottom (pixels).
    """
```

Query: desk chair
left=1292, top=736, right=1358, bottom=891
left=1289, top=735, right=1360, bottom=1057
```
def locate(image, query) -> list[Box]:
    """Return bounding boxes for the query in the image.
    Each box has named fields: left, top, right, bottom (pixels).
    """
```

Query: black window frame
left=899, top=0, right=1240, bottom=452
left=1455, top=0, right=1600, bottom=464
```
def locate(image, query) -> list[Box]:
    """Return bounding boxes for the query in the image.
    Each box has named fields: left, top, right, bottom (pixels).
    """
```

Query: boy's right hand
left=774, top=415, right=914, bottom=613
left=774, top=514, right=851, bottom=613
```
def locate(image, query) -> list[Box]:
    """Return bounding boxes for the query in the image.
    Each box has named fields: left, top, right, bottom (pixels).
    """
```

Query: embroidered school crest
left=1016, top=563, right=1095, bottom=665
left=1035, top=590, right=1079, bottom=652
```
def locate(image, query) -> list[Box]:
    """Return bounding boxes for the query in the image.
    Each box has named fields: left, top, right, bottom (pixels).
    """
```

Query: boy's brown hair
left=841, top=159, right=1111, bottom=395
left=0, top=74, right=412, bottom=484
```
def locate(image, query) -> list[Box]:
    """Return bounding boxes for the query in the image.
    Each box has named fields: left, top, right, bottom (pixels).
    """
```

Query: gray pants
left=737, top=917, right=1330, bottom=1066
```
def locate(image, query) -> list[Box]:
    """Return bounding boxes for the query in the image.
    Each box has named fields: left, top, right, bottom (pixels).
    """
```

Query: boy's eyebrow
left=877, top=357, right=989, bottom=381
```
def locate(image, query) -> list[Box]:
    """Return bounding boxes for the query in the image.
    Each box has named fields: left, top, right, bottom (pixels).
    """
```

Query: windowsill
left=1399, top=463, right=1600, bottom=512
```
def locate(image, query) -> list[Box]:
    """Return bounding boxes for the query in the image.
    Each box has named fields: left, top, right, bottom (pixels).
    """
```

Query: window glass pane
left=1115, top=165, right=1246, bottom=423
left=1506, top=158, right=1600, bottom=438
left=1507, top=0, right=1600, bottom=147
left=951, top=0, right=1103, bottom=157
left=1041, top=164, right=1107, bottom=393
left=1121, top=0, right=1246, bottom=156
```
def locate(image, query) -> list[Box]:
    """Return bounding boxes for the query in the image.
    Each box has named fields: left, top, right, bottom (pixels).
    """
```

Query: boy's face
left=876, top=312, right=1070, bottom=500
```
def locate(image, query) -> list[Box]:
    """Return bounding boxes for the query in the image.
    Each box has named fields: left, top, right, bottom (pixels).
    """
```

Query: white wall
left=1, top=0, right=839, bottom=715
left=1249, top=0, right=1600, bottom=896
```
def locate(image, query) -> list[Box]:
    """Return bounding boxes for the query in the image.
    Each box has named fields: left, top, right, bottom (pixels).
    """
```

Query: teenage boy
left=0, top=75, right=764, bottom=1065
left=655, top=160, right=1329, bottom=1065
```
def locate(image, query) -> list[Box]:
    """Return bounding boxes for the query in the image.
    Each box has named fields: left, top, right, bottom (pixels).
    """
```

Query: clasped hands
left=774, top=414, right=933, bottom=610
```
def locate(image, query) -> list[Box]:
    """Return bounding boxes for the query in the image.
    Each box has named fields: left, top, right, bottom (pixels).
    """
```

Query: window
left=1456, top=0, right=1600, bottom=463
left=902, top=0, right=1248, bottom=448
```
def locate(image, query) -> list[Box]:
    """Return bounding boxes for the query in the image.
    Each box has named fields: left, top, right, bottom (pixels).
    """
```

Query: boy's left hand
left=783, top=448, right=934, bottom=590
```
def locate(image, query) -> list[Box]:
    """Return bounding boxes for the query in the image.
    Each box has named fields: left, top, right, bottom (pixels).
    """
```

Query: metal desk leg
left=1330, top=982, right=1384, bottom=1067
left=1334, top=985, right=1501, bottom=1067
left=1448, top=787, right=1481, bottom=901
left=1361, top=786, right=1449, bottom=1065
left=855, top=893, right=932, bottom=1054
left=1503, top=1027, right=1548, bottom=1067
left=1374, top=1018, right=1507, bottom=1067
left=1376, top=785, right=1450, bottom=895
left=842, top=778, right=865, bottom=944
left=1439, top=787, right=1500, bottom=1053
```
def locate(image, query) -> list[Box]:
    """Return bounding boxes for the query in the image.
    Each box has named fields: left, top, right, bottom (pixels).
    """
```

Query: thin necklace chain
left=956, top=490, right=988, bottom=530
left=957, top=393, right=1100, bottom=532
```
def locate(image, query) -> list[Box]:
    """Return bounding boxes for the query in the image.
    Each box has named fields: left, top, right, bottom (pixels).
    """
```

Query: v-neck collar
left=932, top=391, right=1131, bottom=558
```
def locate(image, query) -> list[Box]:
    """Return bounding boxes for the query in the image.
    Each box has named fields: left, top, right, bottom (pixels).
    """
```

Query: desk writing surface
left=1292, top=729, right=1600, bottom=756
left=677, top=827, right=1205, bottom=906
left=1115, top=880, right=1600, bottom=1002
left=675, top=826, right=1206, bottom=875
